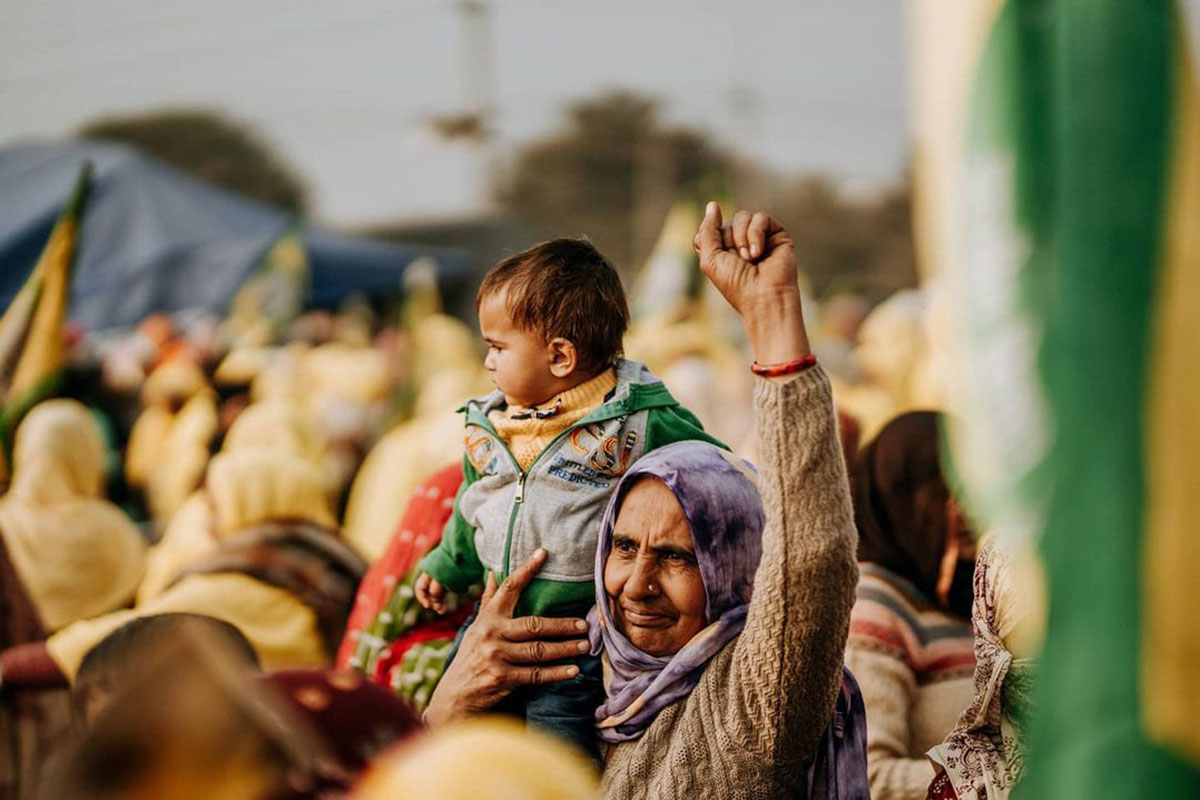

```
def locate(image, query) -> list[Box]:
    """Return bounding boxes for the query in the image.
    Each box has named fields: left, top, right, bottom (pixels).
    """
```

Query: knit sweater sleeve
left=726, top=367, right=858, bottom=762
left=845, top=644, right=935, bottom=799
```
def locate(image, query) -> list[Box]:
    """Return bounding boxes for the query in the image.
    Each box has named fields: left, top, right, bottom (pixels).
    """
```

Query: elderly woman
left=845, top=412, right=977, bottom=799
left=425, top=204, right=859, bottom=798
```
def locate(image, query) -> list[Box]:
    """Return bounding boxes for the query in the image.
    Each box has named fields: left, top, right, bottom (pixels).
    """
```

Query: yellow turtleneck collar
left=488, top=368, right=618, bottom=472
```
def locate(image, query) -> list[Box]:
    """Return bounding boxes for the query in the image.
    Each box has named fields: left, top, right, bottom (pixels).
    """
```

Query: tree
left=79, top=109, right=308, bottom=214
left=743, top=170, right=917, bottom=303
left=497, top=90, right=729, bottom=275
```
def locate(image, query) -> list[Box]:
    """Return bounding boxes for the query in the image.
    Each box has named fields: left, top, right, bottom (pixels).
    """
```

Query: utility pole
left=429, top=0, right=499, bottom=209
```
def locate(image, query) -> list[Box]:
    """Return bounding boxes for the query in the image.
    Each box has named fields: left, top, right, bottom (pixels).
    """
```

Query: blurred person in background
left=624, top=300, right=754, bottom=457
left=0, top=399, right=148, bottom=799
left=845, top=411, right=976, bottom=799
left=342, top=311, right=487, bottom=560
left=811, top=292, right=870, bottom=384
left=338, top=462, right=474, bottom=714
left=123, top=357, right=218, bottom=524
left=240, top=334, right=397, bottom=521
left=835, top=289, right=942, bottom=443
left=1, top=444, right=365, bottom=693
left=135, top=400, right=328, bottom=601
left=300, top=338, right=395, bottom=510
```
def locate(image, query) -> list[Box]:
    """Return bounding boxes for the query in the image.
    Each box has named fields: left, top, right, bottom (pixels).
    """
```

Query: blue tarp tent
left=0, top=140, right=470, bottom=331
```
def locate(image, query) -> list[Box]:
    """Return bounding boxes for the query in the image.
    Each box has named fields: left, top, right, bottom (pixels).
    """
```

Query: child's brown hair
left=477, top=238, right=629, bottom=372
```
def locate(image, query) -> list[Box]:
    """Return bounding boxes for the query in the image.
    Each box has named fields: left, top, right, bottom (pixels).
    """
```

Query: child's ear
left=547, top=338, right=578, bottom=378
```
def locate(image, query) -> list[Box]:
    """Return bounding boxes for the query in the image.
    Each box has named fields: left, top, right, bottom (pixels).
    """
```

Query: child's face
left=478, top=290, right=560, bottom=408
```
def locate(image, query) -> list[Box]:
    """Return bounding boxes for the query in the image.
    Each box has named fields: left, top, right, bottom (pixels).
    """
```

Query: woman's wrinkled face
left=603, top=478, right=708, bottom=657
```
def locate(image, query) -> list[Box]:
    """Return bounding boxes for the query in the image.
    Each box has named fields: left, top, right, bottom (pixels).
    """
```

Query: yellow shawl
left=222, top=402, right=324, bottom=465
left=138, top=431, right=335, bottom=604
left=0, top=400, right=146, bottom=632
left=51, top=448, right=338, bottom=681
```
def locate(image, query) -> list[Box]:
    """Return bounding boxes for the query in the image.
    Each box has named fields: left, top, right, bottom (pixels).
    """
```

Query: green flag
left=911, top=0, right=1200, bottom=796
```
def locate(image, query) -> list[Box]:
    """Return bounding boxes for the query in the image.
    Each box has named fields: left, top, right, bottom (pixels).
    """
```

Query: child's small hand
left=415, top=572, right=447, bottom=614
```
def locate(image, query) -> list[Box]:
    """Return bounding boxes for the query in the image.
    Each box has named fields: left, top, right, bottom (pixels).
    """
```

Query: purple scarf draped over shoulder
left=586, top=441, right=764, bottom=743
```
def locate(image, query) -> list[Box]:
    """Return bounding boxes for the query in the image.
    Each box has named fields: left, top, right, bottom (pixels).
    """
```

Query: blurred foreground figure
left=46, top=615, right=292, bottom=800
left=49, top=616, right=421, bottom=800
left=908, top=1, right=1200, bottom=795
left=353, top=717, right=598, bottom=800
left=846, top=412, right=976, bottom=799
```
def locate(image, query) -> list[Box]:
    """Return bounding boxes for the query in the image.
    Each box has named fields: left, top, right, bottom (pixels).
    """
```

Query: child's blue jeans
left=445, top=608, right=604, bottom=763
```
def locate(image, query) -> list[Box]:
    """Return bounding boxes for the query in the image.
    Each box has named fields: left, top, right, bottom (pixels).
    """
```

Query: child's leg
left=520, top=654, right=604, bottom=764
left=442, top=608, right=475, bottom=667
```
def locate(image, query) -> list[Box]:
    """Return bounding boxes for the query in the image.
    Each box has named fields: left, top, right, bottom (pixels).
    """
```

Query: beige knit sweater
left=602, top=368, right=859, bottom=799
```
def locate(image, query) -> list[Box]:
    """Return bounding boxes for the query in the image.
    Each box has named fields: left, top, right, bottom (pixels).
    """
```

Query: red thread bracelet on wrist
left=750, top=353, right=817, bottom=377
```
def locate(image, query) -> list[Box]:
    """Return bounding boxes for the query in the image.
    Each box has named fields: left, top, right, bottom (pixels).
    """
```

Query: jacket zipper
left=491, top=417, right=614, bottom=580
left=472, top=381, right=653, bottom=581
left=502, top=473, right=524, bottom=577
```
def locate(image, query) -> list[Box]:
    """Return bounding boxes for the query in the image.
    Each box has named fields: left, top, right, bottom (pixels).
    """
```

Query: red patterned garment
left=335, top=463, right=473, bottom=710
left=926, top=771, right=959, bottom=799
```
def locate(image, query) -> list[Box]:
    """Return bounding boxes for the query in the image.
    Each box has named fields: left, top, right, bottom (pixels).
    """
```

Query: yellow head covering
left=126, top=359, right=218, bottom=521
left=303, top=343, right=393, bottom=406
left=140, top=358, right=208, bottom=409
left=141, top=389, right=219, bottom=521
left=224, top=402, right=324, bottom=464
left=57, top=448, right=339, bottom=678
left=206, top=450, right=336, bottom=538
left=353, top=718, right=599, bottom=800
left=136, top=413, right=330, bottom=603
left=0, top=400, right=146, bottom=631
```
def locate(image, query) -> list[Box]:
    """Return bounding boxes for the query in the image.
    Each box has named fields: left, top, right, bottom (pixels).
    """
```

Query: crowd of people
left=0, top=204, right=1040, bottom=800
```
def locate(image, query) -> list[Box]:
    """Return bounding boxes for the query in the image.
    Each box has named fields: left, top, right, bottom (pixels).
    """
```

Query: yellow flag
left=0, top=162, right=92, bottom=439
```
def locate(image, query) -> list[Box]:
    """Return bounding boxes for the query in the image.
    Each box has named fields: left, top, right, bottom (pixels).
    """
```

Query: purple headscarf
left=586, top=441, right=764, bottom=743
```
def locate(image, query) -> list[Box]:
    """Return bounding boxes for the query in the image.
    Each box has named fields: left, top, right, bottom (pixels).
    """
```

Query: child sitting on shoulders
left=415, top=238, right=724, bottom=760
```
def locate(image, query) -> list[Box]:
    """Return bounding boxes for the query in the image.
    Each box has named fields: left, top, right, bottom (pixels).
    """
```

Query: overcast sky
left=0, top=0, right=909, bottom=226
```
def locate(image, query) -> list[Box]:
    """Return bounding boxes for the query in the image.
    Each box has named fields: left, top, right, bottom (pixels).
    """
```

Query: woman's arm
left=423, top=548, right=590, bottom=726
left=695, top=204, right=859, bottom=761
